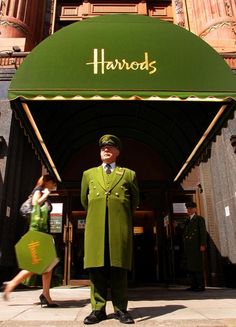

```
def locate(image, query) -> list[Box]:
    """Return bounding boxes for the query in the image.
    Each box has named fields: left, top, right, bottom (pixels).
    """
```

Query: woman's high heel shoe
left=39, top=294, right=59, bottom=308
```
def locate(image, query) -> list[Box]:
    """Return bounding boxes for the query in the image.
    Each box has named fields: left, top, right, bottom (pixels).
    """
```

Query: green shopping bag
left=15, top=230, right=59, bottom=274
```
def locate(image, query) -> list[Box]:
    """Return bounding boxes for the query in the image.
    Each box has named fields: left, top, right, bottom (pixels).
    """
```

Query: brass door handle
left=63, top=224, right=68, bottom=243
left=68, top=222, right=73, bottom=242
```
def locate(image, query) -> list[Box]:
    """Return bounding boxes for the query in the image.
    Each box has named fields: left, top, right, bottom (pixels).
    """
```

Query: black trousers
left=189, top=270, right=205, bottom=289
left=89, top=266, right=128, bottom=311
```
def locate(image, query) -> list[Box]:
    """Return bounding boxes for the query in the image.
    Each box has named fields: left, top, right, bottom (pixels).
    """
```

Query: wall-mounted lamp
left=230, top=135, right=236, bottom=154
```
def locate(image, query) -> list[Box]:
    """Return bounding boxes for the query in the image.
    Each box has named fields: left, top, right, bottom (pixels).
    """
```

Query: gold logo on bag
left=28, top=241, right=41, bottom=264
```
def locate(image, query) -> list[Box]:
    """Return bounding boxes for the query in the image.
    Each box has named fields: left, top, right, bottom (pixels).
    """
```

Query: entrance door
left=132, top=211, right=158, bottom=284
left=50, top=192, right=89, bottom=286
left=65, top=193, right=89, bottom=286
left=61, top=193, right=161, bottom=286
left=64, top=207, right=160, bottom=286
left=67, top=210, right=89, bottom=285
left=49, top=194, right=68, bottom=286
left=51, top=190, right=198, bottom=286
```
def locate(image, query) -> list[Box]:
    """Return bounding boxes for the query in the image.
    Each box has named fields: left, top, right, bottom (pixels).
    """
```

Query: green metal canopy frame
left=8, top=15, right=236, bottom=182
left=8, top=14, right=236, bottom=101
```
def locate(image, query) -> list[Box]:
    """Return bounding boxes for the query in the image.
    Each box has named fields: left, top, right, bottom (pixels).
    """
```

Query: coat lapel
left=109, top=166, right=125, bottom=190
left=95, top=166, right=106, bottom=190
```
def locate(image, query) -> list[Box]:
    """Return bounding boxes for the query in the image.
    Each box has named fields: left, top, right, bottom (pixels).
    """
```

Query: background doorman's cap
left=185, top=201, right=197, bottom=208
left=99, top=134, right=122, bottom=150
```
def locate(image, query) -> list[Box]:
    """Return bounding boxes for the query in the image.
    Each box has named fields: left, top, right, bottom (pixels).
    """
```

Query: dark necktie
left=105, top=163, right=111, bottom=174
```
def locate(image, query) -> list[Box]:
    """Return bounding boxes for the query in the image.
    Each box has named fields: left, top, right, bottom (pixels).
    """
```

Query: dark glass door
left=51, top=192, right=89, bottom=286
left=49, top=194, right=68, bottom=286
left=67, top=194, right=89, bottom=285
left=132, top=210, right=158, bottom=285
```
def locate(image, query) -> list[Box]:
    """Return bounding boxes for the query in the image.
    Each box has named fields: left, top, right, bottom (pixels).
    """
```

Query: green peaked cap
left=99, top=134, right=122, bottom=150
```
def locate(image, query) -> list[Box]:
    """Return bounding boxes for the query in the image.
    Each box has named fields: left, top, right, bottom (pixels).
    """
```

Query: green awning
left=8, top=14, right=236, bottom=101
left=8, top=15, right=236, bottom=182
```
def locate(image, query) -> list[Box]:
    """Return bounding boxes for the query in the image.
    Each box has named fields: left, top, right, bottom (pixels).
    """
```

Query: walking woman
left=3, top=174, right=59, bottom=307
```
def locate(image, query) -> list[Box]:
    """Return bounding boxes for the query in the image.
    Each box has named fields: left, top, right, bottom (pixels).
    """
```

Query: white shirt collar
left=102, top=162, right=116, bottom=171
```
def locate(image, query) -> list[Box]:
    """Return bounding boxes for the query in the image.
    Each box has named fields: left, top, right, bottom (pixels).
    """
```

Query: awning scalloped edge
left=9, top=95, right=236, bottom=102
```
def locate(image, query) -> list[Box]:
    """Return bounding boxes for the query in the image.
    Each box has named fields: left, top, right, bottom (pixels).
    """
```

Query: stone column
left=0, top=0, right=47, bottom=51
left=172, top=0, right=186, bottom=28
left=187, top=0, right=236, bottom=53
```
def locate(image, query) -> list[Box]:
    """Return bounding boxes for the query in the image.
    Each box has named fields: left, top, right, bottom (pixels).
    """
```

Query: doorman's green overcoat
left=81, top=165, right=139, bottom=270
left=183, top=214, right=207, bottom=272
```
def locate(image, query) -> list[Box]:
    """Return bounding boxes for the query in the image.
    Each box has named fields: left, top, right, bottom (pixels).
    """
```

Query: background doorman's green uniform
left=81, top=164, right=139, bottom=311
left=183, top=214, right=207, bottom=290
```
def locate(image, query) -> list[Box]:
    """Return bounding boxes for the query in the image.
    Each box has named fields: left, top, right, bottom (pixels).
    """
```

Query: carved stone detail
left=200, top=21, right=236, bottom=38
left=0, top=0, right=6, bottom=23
left=224, top=0, right=233, bottom=17
left=0, top=19, right=29, bottom=35
left=173, top=0, right=185, bottom=27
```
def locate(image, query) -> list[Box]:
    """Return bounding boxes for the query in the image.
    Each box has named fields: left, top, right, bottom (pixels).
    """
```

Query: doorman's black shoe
left=114, top=310, right=134, bottom=324
left=83, top=310, right=107, bottom=324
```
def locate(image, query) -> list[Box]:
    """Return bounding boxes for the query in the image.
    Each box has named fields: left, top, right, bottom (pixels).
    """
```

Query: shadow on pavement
left=130, top=305, right=186, bottom=321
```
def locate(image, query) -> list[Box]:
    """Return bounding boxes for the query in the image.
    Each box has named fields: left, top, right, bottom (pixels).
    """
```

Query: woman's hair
left=35, top=174, right=56, bottom=187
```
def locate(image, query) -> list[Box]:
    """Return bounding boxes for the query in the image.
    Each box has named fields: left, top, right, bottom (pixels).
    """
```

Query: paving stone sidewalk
left=1, top=286, right=236, bottom=326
